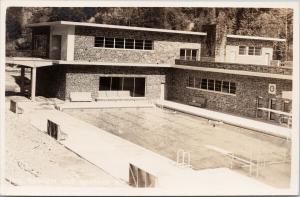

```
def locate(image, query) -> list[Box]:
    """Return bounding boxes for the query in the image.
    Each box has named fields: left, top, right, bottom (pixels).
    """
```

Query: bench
left=70, top=92, right=93, bottom=102
left=189, top=97, right=207, bottom=108
left=96, top=90, right=145, bottom=101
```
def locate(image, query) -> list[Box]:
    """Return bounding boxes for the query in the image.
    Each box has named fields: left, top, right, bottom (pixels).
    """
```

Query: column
left=31, top=67, right=36, bottom=101
left=20, top=67, right=25, bottom=94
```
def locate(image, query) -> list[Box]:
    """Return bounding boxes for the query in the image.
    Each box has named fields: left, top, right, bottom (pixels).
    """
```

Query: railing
left=175, top=59, right=293, bottom=75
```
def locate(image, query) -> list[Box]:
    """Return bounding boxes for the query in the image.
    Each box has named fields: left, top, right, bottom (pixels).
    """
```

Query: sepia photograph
left=0, top=0, right=299, bottom=195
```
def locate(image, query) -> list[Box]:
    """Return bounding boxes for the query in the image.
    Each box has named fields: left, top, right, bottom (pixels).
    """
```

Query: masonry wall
left=73, top=26, right=203, bottom=64
left=64, top=65, right=167, bottom=100
left=166, top=68, right=292, bottom=122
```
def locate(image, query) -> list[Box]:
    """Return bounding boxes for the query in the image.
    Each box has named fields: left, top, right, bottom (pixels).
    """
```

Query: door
left=51, top=35, right=62, bottom=60
left=268, top=98, right=276, bottom=120
left=160, top=83, right=166, bottom=100
left=229, top=50, right=236, bottom=63
left=265, top=53, right=271, bottom=66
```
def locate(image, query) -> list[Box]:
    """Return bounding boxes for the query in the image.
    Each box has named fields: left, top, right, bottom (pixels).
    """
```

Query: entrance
left=268, top=98, right=276, bottom=120
left=51, top=35, right=62, bottom=60
left=265, top=53, right=271, bottom=66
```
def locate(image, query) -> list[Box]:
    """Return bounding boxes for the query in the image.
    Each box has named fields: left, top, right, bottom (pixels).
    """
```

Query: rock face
left=73, top=26, right=203, bottom=65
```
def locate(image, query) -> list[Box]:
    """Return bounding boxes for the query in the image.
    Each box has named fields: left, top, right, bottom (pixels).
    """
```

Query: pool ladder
left=176, top=149, right=192, bottom=168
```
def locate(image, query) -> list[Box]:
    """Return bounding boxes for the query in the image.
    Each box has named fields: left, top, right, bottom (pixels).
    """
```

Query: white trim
left=227, top=34, right=286, bottom=42
left=27, top=21, right=207, bottom=36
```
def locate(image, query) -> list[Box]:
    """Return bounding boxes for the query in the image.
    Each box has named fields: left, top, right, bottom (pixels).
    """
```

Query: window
left=208, top=79, right=215, bottom=91
left=134, top=78, right=146, bottom=97
left=95, top=37, right=104, bottom=47
left=283, top=101, right=290, bottom=112
left=222, top=81, right=230, bottom=93
left=144, top=40, right=153, bottom=50
left=215, top=80, right=222, bottom=92
left=125, top=39, right=134, bottom=49
left=229, top=82, right=236, bottom=94
left=248, top=46, right=262, bottom=56
left=99, top=77, right=111, bottom=90
left=111, top=77, right=123, bottom=90
left=135, top=40, right=144, bottom=50
left=201, top=79, right=208, bottom=90
left=248, top=46, right=255, bottom=55
left=100, top=77, right=145, bottom=97
left=180, top=49, right=198, bottom=61
left=105, top=37, right=114, bottom=48
left=115, top=38, right=125, bottom=49
left=254, top=47, right=262, bottom=56
left=239, top=46, right=247, bottom=55
left=95, top=36, right=153, bottom=50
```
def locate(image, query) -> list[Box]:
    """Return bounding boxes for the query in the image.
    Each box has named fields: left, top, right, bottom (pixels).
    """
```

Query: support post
left=20, top=67, right=25, bottom=94
left=31, top=67, right=36, bottom=101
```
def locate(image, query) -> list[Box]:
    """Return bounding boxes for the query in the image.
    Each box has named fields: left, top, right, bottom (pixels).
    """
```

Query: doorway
left=265, top=53, right=271, bottom=66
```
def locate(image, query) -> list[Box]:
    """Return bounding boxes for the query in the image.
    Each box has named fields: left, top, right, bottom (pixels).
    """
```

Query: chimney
left=201, top=23, right=227, bottom=62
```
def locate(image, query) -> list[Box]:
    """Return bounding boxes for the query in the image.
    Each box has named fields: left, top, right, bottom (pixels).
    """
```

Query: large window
left=187, top=76, right=236, bottom=95
left=180, top=49, right=199, bottom=61
left=95, top=37, right=153, bottom=50
left=99, top=76, right=145, bottom=97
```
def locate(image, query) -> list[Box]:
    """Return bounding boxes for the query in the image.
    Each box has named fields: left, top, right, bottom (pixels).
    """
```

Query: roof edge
left=227, top=34, right=286, bottom=42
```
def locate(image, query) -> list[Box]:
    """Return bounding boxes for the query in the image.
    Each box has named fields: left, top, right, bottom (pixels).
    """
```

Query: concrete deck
left=156, top=100, right=292, bottom=139
left=12, top=98, right=283, bottom=193
left=56, top=100, right=154, bottom=110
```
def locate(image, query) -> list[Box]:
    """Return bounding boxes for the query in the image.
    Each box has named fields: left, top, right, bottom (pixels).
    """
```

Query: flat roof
left=27, top=21, right=207, bottom=36
left=227, top=34, right=286, bottom=42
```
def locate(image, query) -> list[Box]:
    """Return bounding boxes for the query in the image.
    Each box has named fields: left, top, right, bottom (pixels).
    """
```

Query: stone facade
left=36, top=65, right=167, bottom=100
left=166, top=68, right=292, bottom=122
left=73, top=26, right=203, bottom=64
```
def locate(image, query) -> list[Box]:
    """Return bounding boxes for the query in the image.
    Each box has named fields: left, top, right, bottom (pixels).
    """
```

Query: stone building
left=7, top=21, right=292, bottom=124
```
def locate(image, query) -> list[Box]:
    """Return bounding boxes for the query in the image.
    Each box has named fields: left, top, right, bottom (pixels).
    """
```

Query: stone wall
left=166, top=68, right=292, bottom=122
left=64, top=65, right=167, bottom=100
left=73, top=26, right=203, bottom=64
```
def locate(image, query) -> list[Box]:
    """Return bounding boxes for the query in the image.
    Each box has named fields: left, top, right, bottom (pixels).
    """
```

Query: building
left=6, top=21, right=293, bottom=124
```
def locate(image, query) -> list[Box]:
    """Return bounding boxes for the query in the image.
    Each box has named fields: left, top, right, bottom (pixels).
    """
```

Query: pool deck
left=156, top=100, right=292, bottom=139
left=10, top=98, right=286, bottom=194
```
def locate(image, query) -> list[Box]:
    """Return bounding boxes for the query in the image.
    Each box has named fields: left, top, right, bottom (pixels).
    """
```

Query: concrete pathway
left=156, top=100, right=291, bottom=139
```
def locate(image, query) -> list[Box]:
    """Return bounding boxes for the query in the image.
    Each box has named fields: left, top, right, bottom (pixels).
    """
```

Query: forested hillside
left=6, top=7, right=293, bottom=60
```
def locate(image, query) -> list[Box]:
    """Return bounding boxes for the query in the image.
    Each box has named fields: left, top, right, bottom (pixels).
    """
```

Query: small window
left=239, top=46, right=247, bottom=55
left=208, top=79, right=215, bottom=91
left=201, top=79, right=208, bottom=89
left=215, top=80, right=222, bottom=91
left=135, top=40, right=144, bottom=49
left=125, top=39, right=134, bottom=49
left=248, top=46, right=255, bottom=55
left=144, top=40, right=153, bottom=50
left=254, top=47, right=262, bottom=56
left=229, top=82, right=236, bottom=94
left=222, top=81, right=230, bottom=93
left=115, top=38, right=125, bottom=49
left=95, top=37, right=104, bottom=47
left=191, top=50, right=198, bottom=61
left=105, top=37, right=114, bottom=48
